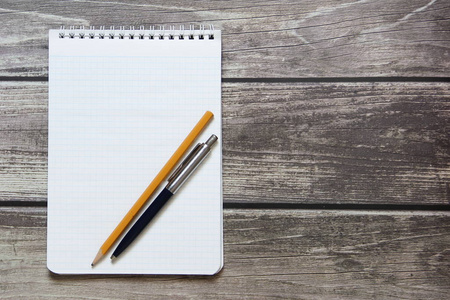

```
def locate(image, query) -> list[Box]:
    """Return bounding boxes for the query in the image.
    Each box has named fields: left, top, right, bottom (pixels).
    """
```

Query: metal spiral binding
left=59, top=25, right=215, bottom=40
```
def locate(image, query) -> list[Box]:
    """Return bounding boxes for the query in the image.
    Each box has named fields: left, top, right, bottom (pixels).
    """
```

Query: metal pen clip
left=166, top=134, right=218, bottom=194
left=167, top=143, right=202, bottom=183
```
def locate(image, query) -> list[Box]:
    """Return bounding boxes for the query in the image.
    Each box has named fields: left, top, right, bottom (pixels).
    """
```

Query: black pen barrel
left=112, top=188, right=173, bottom=258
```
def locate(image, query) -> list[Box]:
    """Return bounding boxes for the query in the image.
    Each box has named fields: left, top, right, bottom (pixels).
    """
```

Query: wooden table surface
left=1, top=0, right=449, bottom=299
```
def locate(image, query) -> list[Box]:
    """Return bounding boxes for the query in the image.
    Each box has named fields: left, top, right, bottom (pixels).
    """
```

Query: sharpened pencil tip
left=91, top=249, right=104, bottom=267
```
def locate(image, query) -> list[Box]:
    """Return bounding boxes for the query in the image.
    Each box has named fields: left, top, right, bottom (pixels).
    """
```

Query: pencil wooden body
left=91, top=111, right=213, bottom=265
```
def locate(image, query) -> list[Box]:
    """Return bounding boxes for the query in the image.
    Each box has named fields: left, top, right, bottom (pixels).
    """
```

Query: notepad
left=47, top=26, right=222, bottom=275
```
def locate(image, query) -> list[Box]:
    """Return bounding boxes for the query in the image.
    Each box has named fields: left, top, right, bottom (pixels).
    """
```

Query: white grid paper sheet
left=47, top=29, right=222, bottom=274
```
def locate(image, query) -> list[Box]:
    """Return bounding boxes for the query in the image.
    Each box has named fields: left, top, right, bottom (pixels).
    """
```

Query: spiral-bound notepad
left=47, top=26, right=222, bottom=275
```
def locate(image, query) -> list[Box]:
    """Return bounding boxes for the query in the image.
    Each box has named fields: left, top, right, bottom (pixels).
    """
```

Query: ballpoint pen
left=111, top=134, right=218, bottom=260
left=91, top=111, right=213, bottom=266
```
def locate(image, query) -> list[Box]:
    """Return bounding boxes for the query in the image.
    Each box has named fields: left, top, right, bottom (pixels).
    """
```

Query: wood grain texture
left=0, top=207, right=449, bottom=299
left=223, top=82, right=450, bottom=204
left=1, top=81, right=449, bottom=204
left=0, top=0, right=449, bottom=77
left=0, top=82, right=47, bottom=202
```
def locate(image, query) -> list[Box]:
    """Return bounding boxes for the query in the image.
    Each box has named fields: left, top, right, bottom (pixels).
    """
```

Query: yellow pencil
left=91, top=111, right=214, bottom=266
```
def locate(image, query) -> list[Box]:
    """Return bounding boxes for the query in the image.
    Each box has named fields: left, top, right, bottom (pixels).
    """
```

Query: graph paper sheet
left=47, top=29, right=222, bottom=274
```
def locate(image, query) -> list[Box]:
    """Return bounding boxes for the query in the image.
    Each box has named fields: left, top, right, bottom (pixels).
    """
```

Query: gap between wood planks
left=1, top=200, right=449, bottom=211
left=0, top=76, right=449, bottom=82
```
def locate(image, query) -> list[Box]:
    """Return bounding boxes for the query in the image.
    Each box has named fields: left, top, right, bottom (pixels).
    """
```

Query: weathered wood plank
left=1, top=81, right=449, bottom=204
left=0, top=82, right=47, bottom=202
left=0, top=207, right=449, bottom=299
left=0, top=0, right=449, bottom=77
left=223, top=82, right=450, bottom=204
